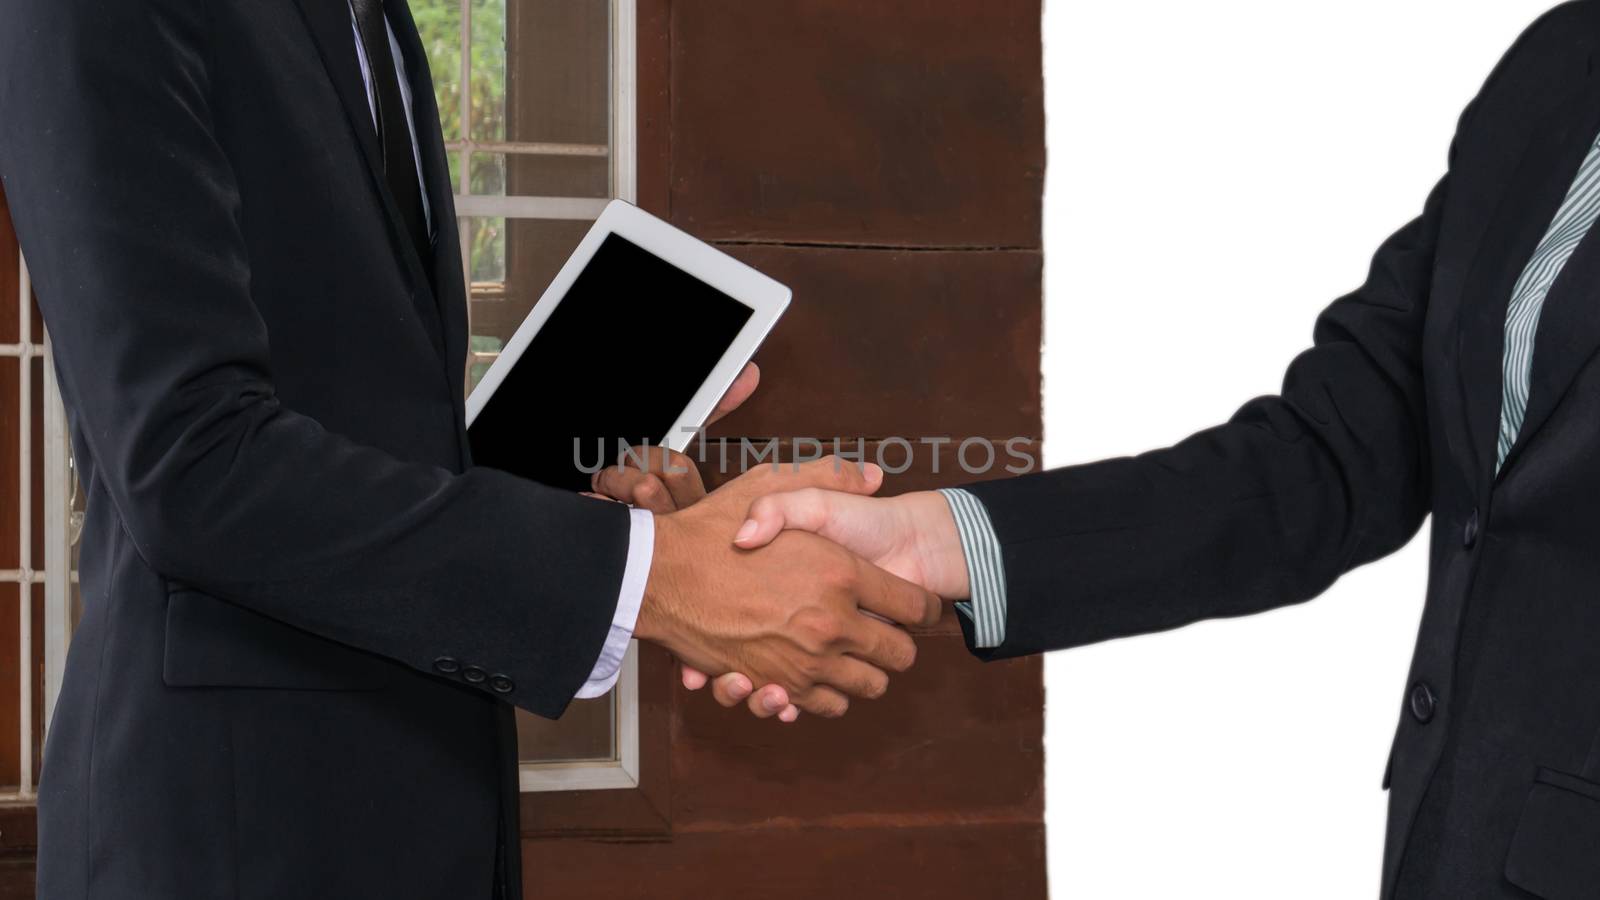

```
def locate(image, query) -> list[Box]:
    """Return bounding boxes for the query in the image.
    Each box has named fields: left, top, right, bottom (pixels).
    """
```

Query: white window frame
left=34, top=0, right=642, bottom=796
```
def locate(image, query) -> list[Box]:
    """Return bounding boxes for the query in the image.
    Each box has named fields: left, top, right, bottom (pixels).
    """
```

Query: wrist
left=900, top=490, right=971, bottom=599
left=635, top=513, right=684, bottom=646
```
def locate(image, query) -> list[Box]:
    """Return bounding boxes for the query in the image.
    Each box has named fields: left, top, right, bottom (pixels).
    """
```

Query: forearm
left=959, top=413, right=1428, bottom=660
left=100, top=377, right=633, bottom=716
left=946, top=144, right=1456, bottom=660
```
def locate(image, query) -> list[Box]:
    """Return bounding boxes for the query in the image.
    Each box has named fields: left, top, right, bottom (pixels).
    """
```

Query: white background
left=1039, top=2, right=1554, bottom=897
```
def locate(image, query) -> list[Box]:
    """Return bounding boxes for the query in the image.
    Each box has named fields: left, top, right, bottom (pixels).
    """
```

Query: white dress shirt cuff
left=574, top=508, right=653, bottom=699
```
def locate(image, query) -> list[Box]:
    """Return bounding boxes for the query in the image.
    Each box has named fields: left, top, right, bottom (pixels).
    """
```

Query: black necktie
left=350, top=0, right=432, bottom=268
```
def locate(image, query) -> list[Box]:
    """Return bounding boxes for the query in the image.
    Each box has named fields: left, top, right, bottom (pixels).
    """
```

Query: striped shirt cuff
left=939, top=488, right=1007, bottom=649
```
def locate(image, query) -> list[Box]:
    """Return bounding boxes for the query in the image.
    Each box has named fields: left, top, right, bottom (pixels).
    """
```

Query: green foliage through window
left=411, top=1, right=508, bottom=281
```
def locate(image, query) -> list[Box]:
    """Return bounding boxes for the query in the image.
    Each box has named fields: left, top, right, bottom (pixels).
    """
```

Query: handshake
left=593, top=435, right=970, bottom=724
left=585, top=365, right=976, bottom=722
left=596, top=447, right=968, bottom=721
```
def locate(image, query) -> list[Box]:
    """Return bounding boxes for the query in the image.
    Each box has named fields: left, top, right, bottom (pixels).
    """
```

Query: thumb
left=734, top=488, right=836, bottom=549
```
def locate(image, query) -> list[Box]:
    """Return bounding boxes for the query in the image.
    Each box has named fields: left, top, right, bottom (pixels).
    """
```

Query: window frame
left=448, top=0, right=641, bottom=795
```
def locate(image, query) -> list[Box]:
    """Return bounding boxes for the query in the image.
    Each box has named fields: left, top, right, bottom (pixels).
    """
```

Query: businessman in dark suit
left=0, top=1, right=942, bottom=897
left=713, top=3, right=1600, bottom=896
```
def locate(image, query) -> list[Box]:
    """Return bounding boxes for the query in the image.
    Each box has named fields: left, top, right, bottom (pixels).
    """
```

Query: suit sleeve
left=963, top=175, right=1453, bottom=660
left=0, top=0, right=623, bottom=717
left=955, top=32, right=1559, bottom=661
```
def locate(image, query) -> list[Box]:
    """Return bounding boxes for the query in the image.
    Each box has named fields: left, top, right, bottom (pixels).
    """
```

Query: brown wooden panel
left=636, top=0, right=672, bottom=218
left=669, top=0, right=1043, bottom=248
left=706, top=246, right=1042, bottom=440
left=0, top=803, right=37, bottom=899
left=0, top=804, right=36, bottom=858
left=523, top=821, right=1047, bottom=899
left=0, top=861, right=32, bottom=900
left=673, top=636, right=1041, bottom=827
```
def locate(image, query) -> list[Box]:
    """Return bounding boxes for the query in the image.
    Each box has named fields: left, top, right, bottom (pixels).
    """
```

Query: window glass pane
left=410, top=2, right=464, bottom=143
left=507, top=152, right=610, bottom=199
left=465, top=215, right=506, bottom=285
left=469, top=0, right=509, bottom=144
left=416, top=0, right=611, bottom=200
left=469, top=152, right=506, bottom=197
left=494, top=0, right=610, bottom=148
left=463, top=216, right=591, bottom=394
left=516, top=695, right=614, bottom=764
left=446, top=150, right=463, bottom=196
left=471, top=151, right=608, bottom=200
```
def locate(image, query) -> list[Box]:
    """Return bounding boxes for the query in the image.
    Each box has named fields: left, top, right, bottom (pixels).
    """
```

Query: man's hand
left=585, top=361, right=802, bottom=719
left=634, top=457, right=943, bottom=718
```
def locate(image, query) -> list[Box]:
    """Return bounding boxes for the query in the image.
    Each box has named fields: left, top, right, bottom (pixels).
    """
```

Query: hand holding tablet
left=466, top=200, right=790, bottom=491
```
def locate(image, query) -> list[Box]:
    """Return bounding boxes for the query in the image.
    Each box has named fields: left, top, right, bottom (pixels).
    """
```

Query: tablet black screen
left=468, top=233, right=755, bottom=491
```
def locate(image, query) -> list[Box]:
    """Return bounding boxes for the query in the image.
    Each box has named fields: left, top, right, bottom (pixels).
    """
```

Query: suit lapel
left=1505, top=79, right=1600, bottom=473
left=290, top=0, right=448, bottom=360
left=290, top=0, right=385, bottom=185
left=1455, top=54, right=1600, bottom=482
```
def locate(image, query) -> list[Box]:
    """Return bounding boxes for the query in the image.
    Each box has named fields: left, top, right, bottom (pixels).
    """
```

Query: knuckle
left=885, top=637, right=916, bottom=673
left=796, top=488, right=828, bottom=515
left=807, top=613, right=845, bottom=647
left=863, top=674, right=888, bottom=700
left=797, top=653, right=825, bottom=680
left=635, top=476, right=662, bottom=498
left=748, top=495, right=777, bottom=520
left=784, top=648, right=821, bottom=683
left=819, top=549, right=859, bottom=592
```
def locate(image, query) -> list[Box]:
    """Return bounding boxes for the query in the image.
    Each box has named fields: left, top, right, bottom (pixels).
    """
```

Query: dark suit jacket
left=961, top=3, right=1600, bottom=897
left=0, top=1, right=630, bottom=897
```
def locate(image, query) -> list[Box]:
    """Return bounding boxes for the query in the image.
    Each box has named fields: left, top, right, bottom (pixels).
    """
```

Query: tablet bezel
left=464, top=199, right=791, bottom=453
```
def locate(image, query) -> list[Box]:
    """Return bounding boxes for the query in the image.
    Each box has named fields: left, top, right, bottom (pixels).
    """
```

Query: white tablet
left=465, top=199, right=791, bottom=491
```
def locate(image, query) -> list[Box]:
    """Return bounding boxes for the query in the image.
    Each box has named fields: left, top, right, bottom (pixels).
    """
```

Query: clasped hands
left=589, top=365, right=971, bottom=723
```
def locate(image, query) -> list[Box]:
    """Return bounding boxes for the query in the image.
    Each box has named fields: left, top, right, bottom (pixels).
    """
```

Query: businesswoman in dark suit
left=705, top=3, right=1600, bottom=896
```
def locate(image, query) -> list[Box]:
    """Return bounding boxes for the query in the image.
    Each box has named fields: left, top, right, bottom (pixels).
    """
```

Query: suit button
left=462, top=666, right=487, bottom=684
left=1463, top=508, right=1479, bottom=549
left=1409, top=681, right=1437, bottom=724
left=489, top=675, right=515, bottom=694
left=433, top=657, right=461, bottom=675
